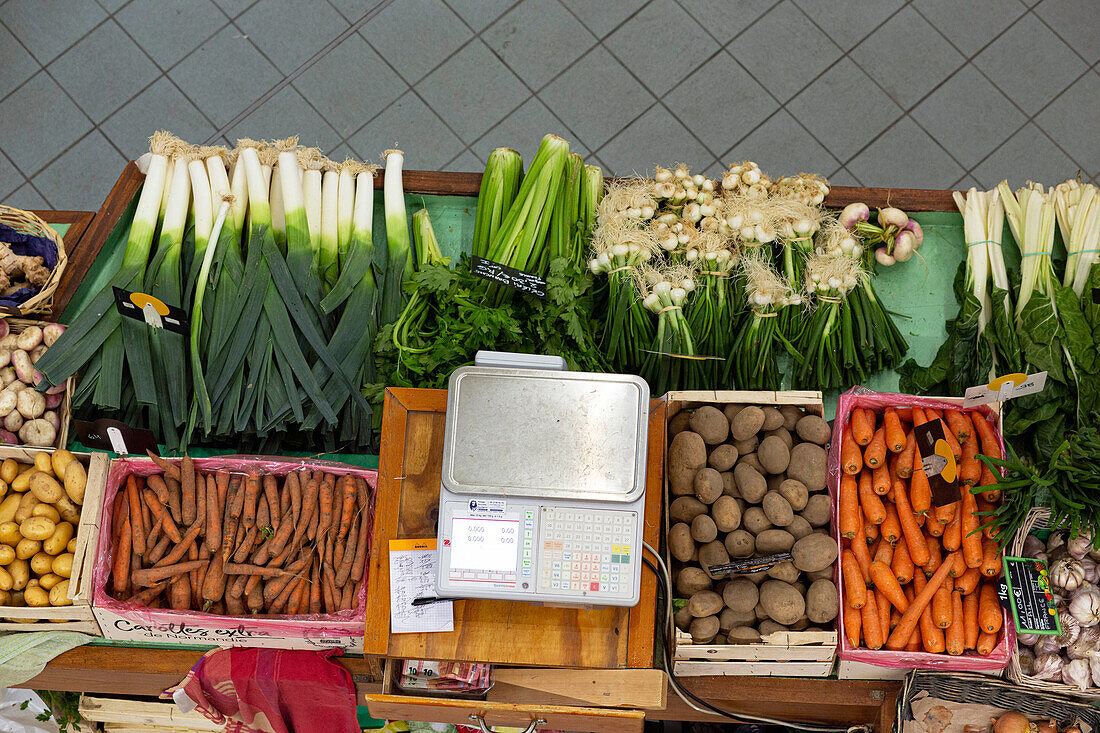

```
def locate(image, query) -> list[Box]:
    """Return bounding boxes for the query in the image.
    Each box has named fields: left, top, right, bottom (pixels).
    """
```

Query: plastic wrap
left=830, top=386, right=1015, bottom=672
left=91, top=456, right=375, bottom=649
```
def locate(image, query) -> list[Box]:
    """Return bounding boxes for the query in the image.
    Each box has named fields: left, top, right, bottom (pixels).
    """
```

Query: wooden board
left=363, top=387, right=663, bottom=669
left=489, top=668, right=666, bottom=709
left=22, top=209, right=94, bottom=321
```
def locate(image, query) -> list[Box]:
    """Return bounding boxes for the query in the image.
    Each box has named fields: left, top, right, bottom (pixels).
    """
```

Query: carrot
left=873, top=537, right=894, bottom=566
left=933, top=501, right=956, bottom=526
left=944, top=589, right=965, bottom=655
left=146, top=451, right=182, bottom=481
left=113, top=518, right=132, bottom=595
left=871, top=465, right=891, bottom=500
left=232, top=526, right=258, bottom=563
left=241, top=469, right=260, bottom=531
left=145, top=472, right=169, bottom=506
left=865, top=519, right=880, bottom=543
left=871, top=560, right=909, bottom=612
left=301, top=476, right=320, bottom=542
left=981, top=535, right=1002, bottom=577
left=347, top=492, right=371, bottom=588
left=844, top=548, right=868, bottom=607
left=263, top=473, right=279, bottom=529
left=895, top=406, right=913, bottom=421
left=289, top=574, right=310, bottom=615
left=960, top=437, right=981, bottom=487
left=132, top=559, right=207, bottom=587
left=204, top=475, right=221, bottom=553
left=169, top=574, right=191, bottom=610
left=317, top=475, right=335, bottom=544
left=130, top=581, right=169, bottom=605
left=852, top=407, right=874, bottom=446
left=956, top=567, right=982, bottom=596
left=127, top=476, right=146, bottom=556
left=147, top=533, right=172, bottom=564
left=884, top=408, right=906, bottom=452
left=181, top=455, right=196, bottom=525
left=911, top=406, right=928, bottom=426
left=893, top=479, right=930, bottom=566
left=291, top=470, right=304, bottom=526
left=322, top=572, right=336, bottom=614
left=912, top=571, right=945, bottom=653
left=224, top=562, right=292, bottom=577
left=844, top=593, right=862, bottom=647
left=861, top=591, right=884, bottom=649
left=152, top=524, right=201, bottom=569
left=892, top=540, right=914, bottom=585
left=264, top=557, right=310, bottom=605
left=939, top=419, right=962, bottom=461
left=864, top=427, right=887, bottom=469
left=971, top=411, right=1002, bottom=460
left=978, top=581, right=1003, bottom=633
left=973, top=631, right=996, bottom=656
left=943, top=512, right=962, bottom=552
left=858, top=469, right=886, bottom=525
left=962, top=589, right=979, bottom=650
left=960, top=490, right=983, bottom=569
left=926, top=515, right=945, bottom=538
left=904, top=622, right=921, bottom=651
left=223, top=480, right=246, bottom=562
left=257, top=490, right=270, bottom=531
left=924, top=407, right=943, bottom=422
left=226, top=591, right=246, bottom=616
left=201, top=554, right=228, bottom=603
left=340, top=580, right=355, bottom=611
left=111, top=490, right=129, bottom=543
left=310, top=559, right=322, bottom=614
left=880, top=502, right=901, bottom=545
left=897, top=431, right=916, bottom=479
left=909, top=446, right=932, bottom=515
left=257, top=511, right=294, bottom=563
left=337, top=475, right=356, bottom=540
left=247, top=580, right=265, bottom=613
left=978, top=462, right=1001, bottom=501
left=977, top=497, right=1000, bottom=539
left=943, top=409, right=969, bottom=443
left=841, top=428, right=863, bottom=475
left=932, top=582, right=952, bottom=628
left=885, top=551, right=959, bottom=650
left=925, top=533, right=942, bottom=573
left=142, top=488, right=182, bottom=543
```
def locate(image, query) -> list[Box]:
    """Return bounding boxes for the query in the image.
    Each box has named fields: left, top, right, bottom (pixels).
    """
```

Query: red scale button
left=590, top=581, right=599, bottom=591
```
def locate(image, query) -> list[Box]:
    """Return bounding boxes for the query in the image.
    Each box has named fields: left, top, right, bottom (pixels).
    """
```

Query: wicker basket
left=0, top=205, right=68, bottom=315
left=894, top=670, right=1100, bottom=733
left=3, top=317, right=71, bottom=448
left=1007, top=507, right=1100, bottom=701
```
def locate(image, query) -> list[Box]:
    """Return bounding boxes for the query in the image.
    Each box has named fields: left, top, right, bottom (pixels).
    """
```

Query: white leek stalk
left=319, top=165, right=340, bottom=290
left=380, top=149, right=411, bottom=327
left=303, top=166, right=323, bottom=245
left=269, top=165, right=285, bottom=247
left=337, top=163, right=354, bottom=269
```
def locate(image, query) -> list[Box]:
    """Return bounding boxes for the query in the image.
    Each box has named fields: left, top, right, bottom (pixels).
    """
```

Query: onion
left=1023, top=535, right=1045, bottom=558
left=992, top=711, right=1031, bottom=733
left=1067, top=533, right=1093, bottom=560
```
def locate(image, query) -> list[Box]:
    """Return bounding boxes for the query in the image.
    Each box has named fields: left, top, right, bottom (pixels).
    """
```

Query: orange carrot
left=850, top=518, right=873, bottom=583
left=926, top=515, right=945, bottom=538
left=960, top=437, right=981, bottom=487
left=133, top=559, right=207, bottom=587
left=943, top=512, right=962, bottom=552
left=976, top=631, right=997, bottom=656
left=841, top=428, right=863, bottom=475
left=924, top=407, right=944, bottom=422
left=963, top=588, right=979, bottom=650
left=864, top=427, right=887, bottom=468
left=840, top=474, right=859, bottom=538
left=925, top=533, right=943, bottom=574
left=872, top=464, right=891, bottom=496
left=884, top=408, right=906, bottom=452
left=896, top=407, right=913, bottom=422
left=859, top=469, right=885, bottom=525
left=979, top=581, right=1003, bottom=633
left=897, top=431, right=916, bottom=479
left=876, top=588, right=891, bottom=641
left=910, top=446, right=932, bottom=515
left=844, top=592, right=862, bottom=647
left=934, top=501, right=957, bottom=526
left=865, top=519, right=880, bottom=543
left=945, top=589, right=965, bottom=655
left=127, top=476, right=146, bottom=556
left=956, top=567, right=982, bottom=596
left=939, top=419, right=962, bottom=460
left=881, top=502, right=901, bottom=545
left=981, top=535, right=1002, bottom=577
left=871, top=560, right=909, bottom=612
left=887, top=552, right=959, bottom=650
left=944, top=409, right=971, bottom=443
left=961, top=489, right=984, bottom=569
left=337, top=475, right=356, bottom=540
left=861, top=592, right=884, bottom=649
left=852, top=407, right=874, bottom=446
left=978, top=463, right=1001, bottom=501
left=892, top=540, right=914, bottom=585
left=893, top=479, right=930, bottom=566
left=932, top=581, right=953, bottom=628
left=842, top=549, right=867, bottom=609
left=143, top=488, right=182, bottom=543
left=113, top=518, right=132, bottom=596
left=971, top=411, right=1002, bottom=460
left=911, top=406, right=929, bottom=426
left=242, top=469, right=260, bottom=531
left=913, top=571, right=945, bottom=653
left=181, top=455, right=196, bottom=525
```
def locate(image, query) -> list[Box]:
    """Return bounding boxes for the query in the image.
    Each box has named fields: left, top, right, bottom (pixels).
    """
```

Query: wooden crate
left=79, top=695, right=220, bottom=732
left=664, top=390, right=838, bottom=677
left=0, top=446, right=108, bottom=633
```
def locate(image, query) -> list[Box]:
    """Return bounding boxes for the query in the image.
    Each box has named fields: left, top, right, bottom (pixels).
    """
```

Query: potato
left=0, top=522, right=18, bottom=545
left=669, top=523, right=695, bottom=562
left=787, top=515, right=814, bottom=540
left=693, top=467, right=723, bottom=504
left=669, top=496, right=707, bottom=524
left=733, top=463, right=767, bottom=504
left=707, top=443, right=738, bottom=472
left=754, top=603, right=768, bottom=621
left=51, top=552, right=74, bottom=578
left=790, top=617, right=810, bottom=631
left=738, top=452, right=764, bottom=476
left=757, top=435, right=790, bottom=475
left=734, top=436, right=759, bottom=458
left=741, top=507, right=772, bottom=535
left=63, top=460, right=87, bottom=505
left=13, top=492, right=37, bottom=523
left=806, top=566, right=834, bottom=582
left=15, top=537, right=39, bottom=559
left=788, top=442, right=827, bottom=492
left=730, top=406, right=764, bottom=441
left=698, top=541, right=730, bottom=578
left=33, top=452, right=53, bottom=476
left=720, top=471, right=737, bottom=498
left=690, top=406, right=729, bottom=445
left=688, top=590, right=724, bottom=617
left=758, top=620, right=789, bottom=635
left=0, top=566, right=12, bottom=591
left=780, top=404, right=804, bottom=430
left=669, top=431, right=707, bottom=496
left=727, top=626, right=762, bottom=644
left=24, top=584, right=49, bottom=607
left=690, top=615, right=720, bottom=643
left=20, top=516, right=55, bottom=541
left=722, top=577, right=759, bottom=612
left=29, top=551, right=53, bottom=575
left=676, top=566, right=712, bottom=596
left=38, top=572, right=62, bottom=591
left=759, top=580, right=806, bottom=626
left=0, top=480, right=6, bottom=501
left=0, top=495, right=17, bottom=524
left=710, top=495, right=741, bottom=533
left=50, top=449, right=76, bottom=481
left=724, top=529, right=755, bottom=558
left=29, top=472, right=63, bottom=504
left=0, top=545, right=13, bottom=565
left=11, top=469, right=33, bottom=493
left=761, top=406, right=785, bottom=431
left=32, top=504, right=60, bottom=523
left=674, top=606, right=693, bottom=631
left=801, top=494, right=831, bottom=528
left=54, top=496, right=79, bottom=524
left=0, top=458, right=17, bottom=485
left=795, top=414, right=832, bottom=445
left=66, top=538, right=76, bottom=553
left=762, top=491, right=794, bottom=527
left=778, top=479, right=809, bottom=511
left=766, top=561, right=800, bottom=584
left=755, top=528, right=795, bottom=554
left=791, top=534, right=838, bottom=573
left=806, top=579, right=839, bottom=623
left=766, top=426, right=793, bottom=450
left=691, top=514, right=718, bottom=543
left=8, top=558, right=28, bottom=590
left=43, top=521, right=73, bottom=555
left=719, top=606, right=755, bottom=631
left=49, top=579, right=72, bottom=606
left=722, top=403, right=744, bottom=424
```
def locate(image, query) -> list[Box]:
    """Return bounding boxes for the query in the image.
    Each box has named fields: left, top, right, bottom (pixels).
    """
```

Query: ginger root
left=0, top=244, right=49, bottom=292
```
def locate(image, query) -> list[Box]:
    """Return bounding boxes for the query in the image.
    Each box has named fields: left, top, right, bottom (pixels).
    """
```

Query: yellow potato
left=37, top=572, right=61, bottom=590
left=63, top=460, right=87, bottom=505
left=0, top=522, right=19, bottom=545
left=24, top=585, right=49, bottom=607
left=0, top=495, right=19, bottom=523
left=25, top=578, right=38, bottom=588
left=14, top=538, right=39, bottom=560
left=29, top=551, right=52, bottom=575
left=19, top=516, right=55, bottom=541
left=13, top=492, right=37, bottom=523
left=31, top=503, right=60, bottom=523
left=43, top=521, right=73, bottom=555
left=9, top=590, right=22, bottom=605
left=11, top=469, right=33, bottom=493
left=0, top=589, right=9, bottom=605
left=28, top=472, right=62, bottom=504
left=51, top=450, right=75, bottom=482
left=0, top=458, right=17, bottom=485
left=54, top=495, right=79, bottom=524
left=49, top=579, right=71, bottom=606
left=66, top=537, right=76, bottom=553
left=8, top=558, right=28, bottom=590
left=51, top=552, right=73, bottom=578
left=0, top=545, right=13, bottom=565
left=33, top=452, right=53, bottom=476
left=0, top=480, right=6, bottom=501
left=0, top=566, right=11, bottom=591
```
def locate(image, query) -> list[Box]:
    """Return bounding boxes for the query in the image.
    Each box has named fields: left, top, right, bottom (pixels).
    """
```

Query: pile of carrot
left=106, top=454, right=372, bottom=616
left=838, top=404, right=1005, bottom=655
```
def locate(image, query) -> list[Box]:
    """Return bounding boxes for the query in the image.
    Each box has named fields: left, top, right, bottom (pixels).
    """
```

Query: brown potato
left=669, top=431, right=707, bottom=496
left=791, top=534, right=838, bottom=573
left=727, top=626, right=762, bottom=644
left=669, top=523, right=695, bottom=562
left=759, top=580, right=806, bottom=626
left=698, top=540, right=730, bottom=578
left=754, top=528, right=795, bottom=554
left=806, top=566, right=834, bottom=581
left=669, top=496, right=708, bottom=524
left=690, top=406, right=729, bottom=445
left=762, top=491, right=794, bottom=527
left=668, top=411, right=692, bottom=437
left=806, top=579, right=839, bottom=623
left=778, top=479, right=809, bottom=511
left=724, top=529, right=755, bottom=558
left=758, top=619, right=789, bottom=636
left=766, top=426, right=793, bottom=449
left=795, top=414, right=832, bottom=445
left=738, top=452, right=765, bottom=476
left=730, top=406, right=765, bottom=441
left=758, top=435, right=791, bottom=475
left=733, top=436, right=759, bottom=457
left=710, top=495, right=741, bottom=533
left=722, top=577, right=759, bottom=612
left=676, top=567, right=713, bottom=596
left=787, top=515, right=814, bottom=540
left=733, top=462, right=767, bottom=504
left=689, top=615, right=720, bottom=643
left=780, top=405, right=804, bottom=430
left=719, top=606, right=755, bottom=631
left=722, top=404, right=745, bottom=424
left=741, top=507, right=772, bottom=535
left=688, top=590, right=724, bottom=617
left=693, top=467, right=723, bottom=504
left=707, top=443, right=738, bottom=472
left=766, top=561, right=800, bottom=584
left=788, top=442, right=827, bottom=492
left=674, top=606, right=694, bottom=631
left=801, top=494, right=832, bottom=527
left=690, top=514, right=718, bottom=543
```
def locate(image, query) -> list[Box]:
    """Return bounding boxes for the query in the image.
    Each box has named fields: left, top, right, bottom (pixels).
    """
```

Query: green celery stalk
left=472, top=147, right=523, bottom=260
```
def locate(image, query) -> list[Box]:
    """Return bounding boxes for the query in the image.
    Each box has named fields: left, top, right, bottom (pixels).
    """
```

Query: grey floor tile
left=847, top=117, right=965, bottom=189
left=826, top=168, right=862, bottom=187
left=169, top=25, right=281, bottom=126
left=444, top=149, right=483, bottom=172
left=47, top=20, right=159, bottom=123
left=0, top=149, right=23, bottom=199
left=729, top=1, right=841, bottom=104
left=975, top=14, right=1085, bottom=116
left=324, top=142, right=358, bottom=162
left=2, top=182, right=49, bottom=209
left=347, top=90, right=465, bottom=170
left=237, top=0, right=348, bottom=75
left=211, top=0, right=256, bottom=18
left=559, top=0, right=647, bottom=39
left=850, top=6, right=963, bottom=109
left=328, top=0, right=381, bottom=23
left=678, top=0, right=778, bottom=45
left=953, top=175, right=984, bottom=191
left=295, top=34, right=406, bottom=139
left=470, top=97, right=588, bottom=164
left=793, top=0, right=903, bottom=50
left=0, top=0, right=106, bottom=64
left=483, top=0, right=596, bottom=89
left=664, top=51, right=777, bottom=157
left=116, top=0, right=226, bottom=69
left=415, top=40, right=529, bottom=144
left=971, top=123, right=1079, bottom=190
left=722, top=110, right=840, bottom=179
left=910, top=65, right=1025, bottom=169
left=96, top=0, right=129, bottom=12
left=1036, top=0, right=1100, bottom=64
left=32, top=130, right=126, bottom=211
left=788, top=58, right=902, bottom=163
left=597, top=104, right=713, bottom=176
left=1036, top=71, right=1099, bottom=179
left=913, top=0, right=1027, bottom=56
left=0, top=71, right=91, bottom=175
left=604, top=0, right=717, bottom=97
left=445, top=0, right=517, bottom=31
left=361, top=0, right=471, bottom=84
left=102, top=77, right=217, bottom=159
left=0, top=22, right=38, bottom=99
left=540, top=45, right=654, bottom=151
left=227, top=85, right=342, bottom=151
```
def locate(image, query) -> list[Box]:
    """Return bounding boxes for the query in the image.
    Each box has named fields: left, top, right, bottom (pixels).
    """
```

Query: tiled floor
left=1, top=0, right=1097, bottom=212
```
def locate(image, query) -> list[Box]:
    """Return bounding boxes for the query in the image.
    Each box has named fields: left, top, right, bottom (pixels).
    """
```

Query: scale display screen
left=449, top=517, right=519, bottom=572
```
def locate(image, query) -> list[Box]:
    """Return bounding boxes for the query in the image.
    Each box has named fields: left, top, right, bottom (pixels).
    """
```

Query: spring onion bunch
left=791, top=244, right=863, bottom=389
left=637, top=263, right=702, bottom=394
left=589, top=222, right=655, bottom=374
left=727, top=252, right=796, bottom=389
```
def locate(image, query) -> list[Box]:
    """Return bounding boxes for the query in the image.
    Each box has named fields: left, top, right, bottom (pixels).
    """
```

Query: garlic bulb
left=1031, top=652, right=1065, bottom=680
left=1091, top=655, right=1100, bottom=687
left=1081, top=556, right=1098, bottom=585
left=1049, top=533, right=1067, bottom=554
left=1069, top=584, right=1100, bottom=627
left=1063, top=658, right=1092, bottom=690
left=1057, top=610, right=1081, bottom=646
left=1036, top=634, right=1062, bottom=656
left=1067, top=532, right=1094, bottom=561
left=1018, top=648, right=1036, bottom=673
left=1051, top=557, right=1086, bottom=593
left=1023, top=535, right=1045, bottom=558
left=1018, top=632, right=1040, bottom=646
left=1067, top=626, right=1100, bottom=659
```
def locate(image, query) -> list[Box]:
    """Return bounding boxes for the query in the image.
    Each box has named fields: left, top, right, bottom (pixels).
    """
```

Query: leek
left=380, top=149, right=411, bottom=327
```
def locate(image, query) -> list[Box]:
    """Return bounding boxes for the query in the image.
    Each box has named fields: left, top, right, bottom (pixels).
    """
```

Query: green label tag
left=1001, top=556, right=1061, bottom=635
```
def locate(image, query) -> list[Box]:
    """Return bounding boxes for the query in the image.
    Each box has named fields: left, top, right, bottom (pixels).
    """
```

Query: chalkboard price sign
left=471, top=256, right=546, bottom=299
left=1001, top=556, right=1061, bottom=635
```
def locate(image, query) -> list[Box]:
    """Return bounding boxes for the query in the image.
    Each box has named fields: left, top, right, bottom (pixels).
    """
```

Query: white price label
left=963, top=372, right=1046, bottom=408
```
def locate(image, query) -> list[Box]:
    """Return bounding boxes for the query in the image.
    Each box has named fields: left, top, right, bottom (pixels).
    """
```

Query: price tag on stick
left=1000, top=556, right=1061, bottom=635
left=74, top=418, right=158, bottom=456
left=113, top=287, right=189, bottom=334
left=912, top=418, right=959, bottom=507
left=963, top=372, right=1046, bottom=408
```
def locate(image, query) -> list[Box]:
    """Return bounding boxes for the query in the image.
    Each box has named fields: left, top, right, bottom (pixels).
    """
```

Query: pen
left=412, top=596, right=458, bottom=606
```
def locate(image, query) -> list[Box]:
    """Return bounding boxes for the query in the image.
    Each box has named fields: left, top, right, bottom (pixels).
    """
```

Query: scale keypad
left=538, top=508, right=636, bottom=597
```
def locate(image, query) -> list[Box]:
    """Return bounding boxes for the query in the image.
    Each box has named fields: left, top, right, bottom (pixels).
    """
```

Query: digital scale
left=435, top=351, right=649, bottom=607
